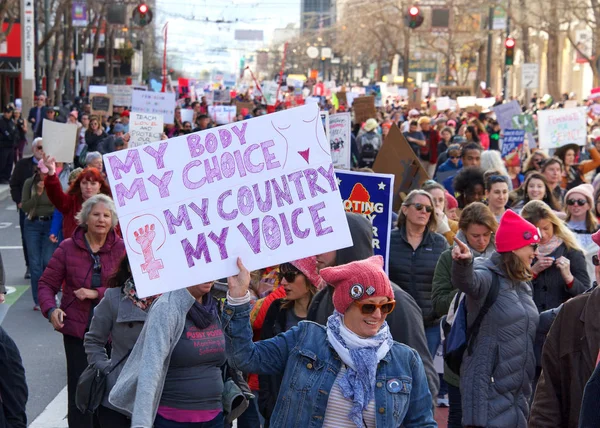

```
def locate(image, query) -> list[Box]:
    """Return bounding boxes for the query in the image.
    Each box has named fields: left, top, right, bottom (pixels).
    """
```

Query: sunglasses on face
left=566, top=199, right=587, bottom=207
left=278, top=270, right=300, bottom=283
left=35, top=146, right=43, bottom=150
left=531, top=243, right=539, bottom=251
left=354, top=300, right=396, bottom=315
left=449, top=155, right=460, bottom=160
left=593, top=255, right=599, bottom=266
left=406, top=203, right=433, bottom=213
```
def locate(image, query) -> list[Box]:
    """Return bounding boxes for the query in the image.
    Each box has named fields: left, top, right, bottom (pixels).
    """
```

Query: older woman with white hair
left=86, top=151, right=103, bottom=171
left=38, top=194, right=126, bottom=428
left=480, top=150, right=513, bottom=190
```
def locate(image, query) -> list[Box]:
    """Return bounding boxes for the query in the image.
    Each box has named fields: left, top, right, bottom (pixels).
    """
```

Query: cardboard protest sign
left=107, top=85, right=133, bottom=107
left=208, top=105, right=236, bottom=125
left=132, top=90, right=176, bottom=125
left=336, top=91, right=347, bottom=106
left=336, top=170, right=394, bottom=273
left=501, top=129, right=525, bottom=157
left=42, top=120, right=78, bottom=162
left=329, top=113, right=352, bottom=170
left=234, top=101, right=254, bottom=115
left=439, top=86, right=473, bottom=98
left=353, top=96, right=377, bottom=124
left=320, top=111, right=330, bottom=138
left=180, top=109, right=194, bottom=124
left=90, top=93, right=113, bottom=116
left=538, top=107, right=587, bottom=149
left=102, top=104, right=353, bottom=298
left=372, top=124, right=430, bottom=211
left=408, top=88, right=422, bottom=110
left=129, top=112, right=164, bottom=148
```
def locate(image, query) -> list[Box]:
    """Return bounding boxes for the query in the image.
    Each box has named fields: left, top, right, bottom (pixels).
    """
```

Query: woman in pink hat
left=224, top=256, right=436, bottom=427
left=451, top=210, right=540, bottom=427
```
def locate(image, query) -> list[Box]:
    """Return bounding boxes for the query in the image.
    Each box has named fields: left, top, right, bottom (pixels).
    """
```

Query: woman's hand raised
left=227, top=258, right=251, bottom=298
left=452, top=237, right=473, bottom=262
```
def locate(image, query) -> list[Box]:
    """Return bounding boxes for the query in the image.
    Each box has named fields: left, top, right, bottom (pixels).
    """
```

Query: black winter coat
left=531, top=243, right=590, bottom=312
left=389, top=226, right=449, bottom=326
left=0, top=117, right=17, bottom=149
left=9, top=157, right=35, bottom=205
left=0, top=327, right=28, bottom=428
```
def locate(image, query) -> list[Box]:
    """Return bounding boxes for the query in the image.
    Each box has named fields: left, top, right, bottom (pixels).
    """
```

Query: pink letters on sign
left=134, top=224, right=164, bottom=279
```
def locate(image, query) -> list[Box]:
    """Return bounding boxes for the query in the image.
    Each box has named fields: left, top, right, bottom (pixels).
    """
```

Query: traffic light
left=132, top=3, right=153, bottom=27
left=505, top=37, right=516, bottom=66
left=406, top=6, right=424, bottom=29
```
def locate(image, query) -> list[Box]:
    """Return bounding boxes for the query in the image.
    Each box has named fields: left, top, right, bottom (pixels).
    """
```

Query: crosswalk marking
left=5, top=205, right=16, bottom=211
left=29, top=386, right=68, bottom=428
left=0, top=246, right=23, bottom=250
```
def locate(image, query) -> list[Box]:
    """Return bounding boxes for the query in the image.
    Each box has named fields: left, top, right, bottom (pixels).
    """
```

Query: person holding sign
left=43, top=156, right=112, bottom=239
left=38, top=194, right=125, bottom=428
left=222, top=256, right=436, bottom=428
left=555, top=143, right=600, bottom=190
left=450, top=210, right=540, bottom=428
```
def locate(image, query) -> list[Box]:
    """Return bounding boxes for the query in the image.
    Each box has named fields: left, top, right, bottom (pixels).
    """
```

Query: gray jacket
left=452, top=252, right=539, bottom=428
left=84, top=287, right=147, bottom=412
left=108, top=288, right=195, bottom=428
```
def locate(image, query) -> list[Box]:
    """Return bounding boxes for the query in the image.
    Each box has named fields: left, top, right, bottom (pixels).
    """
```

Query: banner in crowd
left=329, top=112, right=351, bottom=169
left=336, top=170, right=394, bottom=273
left=131, top=90, right=176, bottom=125
left=129, top=112, right=164, bottom=148
left=102, top=104, right=353, bottom=297
left=107, top=85, right=133, bottom=107
left=373, top=124, right=430, bottom=211
left=538, top=107, right=587, bottom=149
left=42, top=120, right=78, bottom=162
left=206, top=89, right=231, bottom=104
left=180, top=109, right=194, bottom=124
left=493, top=100, right=536, bottom=149
left=208, top=105, right=237, bottom=125
left=501, top=129, right=526, bottom=157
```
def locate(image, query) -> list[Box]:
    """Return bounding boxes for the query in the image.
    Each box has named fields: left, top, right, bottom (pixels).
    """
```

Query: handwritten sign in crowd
left=538, top=107, right=587, bottom=149
left=103, top=104, right=353, bottom=297
left=501, top=129, right=526, bottom=158
left=129, top=112, right=164, bottom=148
left=208, top=105, right=236, bottom=125
left=336, top=170, right=394, bottom=272
left=329, top=112, right=351, bottom=169
left=131, top=90, right=176, bottom=125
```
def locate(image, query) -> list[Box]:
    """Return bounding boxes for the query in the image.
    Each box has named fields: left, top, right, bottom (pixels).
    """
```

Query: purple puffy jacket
left=38, top=226, right=126, bottom=339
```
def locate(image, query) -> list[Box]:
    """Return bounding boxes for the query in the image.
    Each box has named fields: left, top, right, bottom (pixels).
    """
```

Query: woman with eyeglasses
left=85, top=115, right=107, bottom=153
left=38, top=194, right=125, bottom=428
left=389, top=190, right=449, bottom=366
left=484, top=173, right=510, bottom=221
left=43, top=156, right=112, bottom=239
left=451, top=210, right=540, bottom=427
left=509, top=172, right=561, bottom=214
left=212, top=256, right=436, bottom=427
left=258, top=257, right=323, bottom=427
left=521, top=200, right=590, bottom=312
left=432, top=202, right=498, bottom=427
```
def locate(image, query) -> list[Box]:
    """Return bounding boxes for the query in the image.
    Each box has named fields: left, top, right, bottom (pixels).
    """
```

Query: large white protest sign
left=42, top=120, right=78, bottom=163
left=131, top=90, right=176, bottom=125
left=103, top=104, right=353, bottom=298
left=436, top=97, right=450, bottom=111
left=208, top=105, right=236, bottom=125
left=107, top=85, right=133, bottom=107
left=329, top=112, right=352, bottom=169
left=457, top=96, right=476, bottom=108
left=538, top=107, right=587, bottom=149
left=181, top=109, right=194, bottom=124
left=129, top=112, right=164, bottom=148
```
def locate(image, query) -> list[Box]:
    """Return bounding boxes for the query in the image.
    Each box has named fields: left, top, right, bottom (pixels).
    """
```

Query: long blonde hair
left=521, top=200, right=582, bottom=252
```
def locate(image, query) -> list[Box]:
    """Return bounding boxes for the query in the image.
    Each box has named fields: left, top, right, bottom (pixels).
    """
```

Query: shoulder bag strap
left=466, top=272, right=500, bottom=355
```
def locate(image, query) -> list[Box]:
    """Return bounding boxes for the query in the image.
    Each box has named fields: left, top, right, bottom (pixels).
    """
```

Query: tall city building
left=301, top=0, right=335, bottom=33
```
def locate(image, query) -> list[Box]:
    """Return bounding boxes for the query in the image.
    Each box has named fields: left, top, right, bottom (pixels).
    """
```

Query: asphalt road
left=0, top=191, right=68, bottom=425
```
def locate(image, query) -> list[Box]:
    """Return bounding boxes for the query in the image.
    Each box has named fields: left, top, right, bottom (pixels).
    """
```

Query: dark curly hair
left=453, top=167, right=485, bottom=208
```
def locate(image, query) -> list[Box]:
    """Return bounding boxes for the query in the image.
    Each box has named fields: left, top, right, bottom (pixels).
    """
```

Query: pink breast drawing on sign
left=126, top=215, right=166, bottom=280
left=270, top=107, right=329, bottom=167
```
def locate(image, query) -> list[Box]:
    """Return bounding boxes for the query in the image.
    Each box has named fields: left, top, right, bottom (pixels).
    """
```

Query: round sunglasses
left=354, top=300, right=396, bottom=315
left=566, top=198, right=587, bottom=207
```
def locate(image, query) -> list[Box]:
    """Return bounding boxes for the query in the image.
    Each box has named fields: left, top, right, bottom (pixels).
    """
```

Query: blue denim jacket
left=222, top=302, right=436, bottom=428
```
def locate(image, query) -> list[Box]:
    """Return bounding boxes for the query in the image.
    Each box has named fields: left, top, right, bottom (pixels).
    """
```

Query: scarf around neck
left=326, top=311, right=393, bottom=428
left=123, top=278, right=159, bottom=311
left=187, top=293, right=218, bottom=330
left=538, top=235, right=563, bottom=257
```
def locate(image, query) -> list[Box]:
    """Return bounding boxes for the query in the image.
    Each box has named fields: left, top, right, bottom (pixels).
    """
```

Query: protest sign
left=439, top=86, right=473, bottom=98
left=234, top=101, right=254, bottom=115
left=436, top=96, right=450, bottom=111
left=372, top=124, right=430, bottom=211
left=132, top=90, right=176, bottom=125
left=346, top=92, right=359, bottom=107
left=408, top=88, right=422, bottom=110
left=208, top=105, right=237, bottom=125
left=329, top=112, right=351, bottom=169
left=89, top=85, right=107, bottom=94
left=353, top=96, right=377, bottom=124
left=262, top=81, right=279, bottom=106
left=320, top=111, right=330, bottom=138
left=457, top=96, right=476, bottom=108
left=90, top=93, right=113, bottom=116
left=129, top=112, right=164, bottom=148
left=107, top=85, right=133, bottom=106
left=564, top=100, right=578, bottom=109
left=336, top=170, right=394, bottom=273
left=211, top=89, right=231, bottom=104
left=501, top=129, right=525, bottom=157
left=180, top=109, right=194, bottom=124
left=42, top=120, right=78, bottom=162
left=337, top=91, right=347, bottom=106
left=538, top=107, right=587, bottom=149
left=511, top=114, right=536, bottom=134
left=475, top=97, right=495, bottom=109
left=493, top=100, right=521, bottom=130
left=102, top=104, right=353, bottom=298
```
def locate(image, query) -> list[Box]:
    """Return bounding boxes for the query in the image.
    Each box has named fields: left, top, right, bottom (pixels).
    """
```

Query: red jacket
left=426, top=130, right=441, bottom=164
left=38, top=227, right=126, bottom=339
left=44, top=173, right=83, bottom=240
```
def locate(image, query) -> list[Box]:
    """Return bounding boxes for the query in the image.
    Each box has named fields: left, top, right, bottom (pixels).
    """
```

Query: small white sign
left=522, top=63, right=539, bottom=89
left=131, top=90, right=176, bottom=125
left=42, top=120, right=78, bottom=163
left=208, top=105, right=236, bottom=125
left=129, top=112, right=164, bottom=148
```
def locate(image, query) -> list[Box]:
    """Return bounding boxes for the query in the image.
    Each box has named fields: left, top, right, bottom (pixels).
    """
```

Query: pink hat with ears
left=591, top=229, right=600, bottom=255
left=290, top=257, right=325, bottom=290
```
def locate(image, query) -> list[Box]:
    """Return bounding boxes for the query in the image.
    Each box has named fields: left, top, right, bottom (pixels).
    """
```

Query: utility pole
left=503, top=0, right=511, bottom=99
left=486, top=5, right=493, bottom=87
left=44, top=0, right=50, bottom=93
left=20, top=0, right=35, bottom=119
